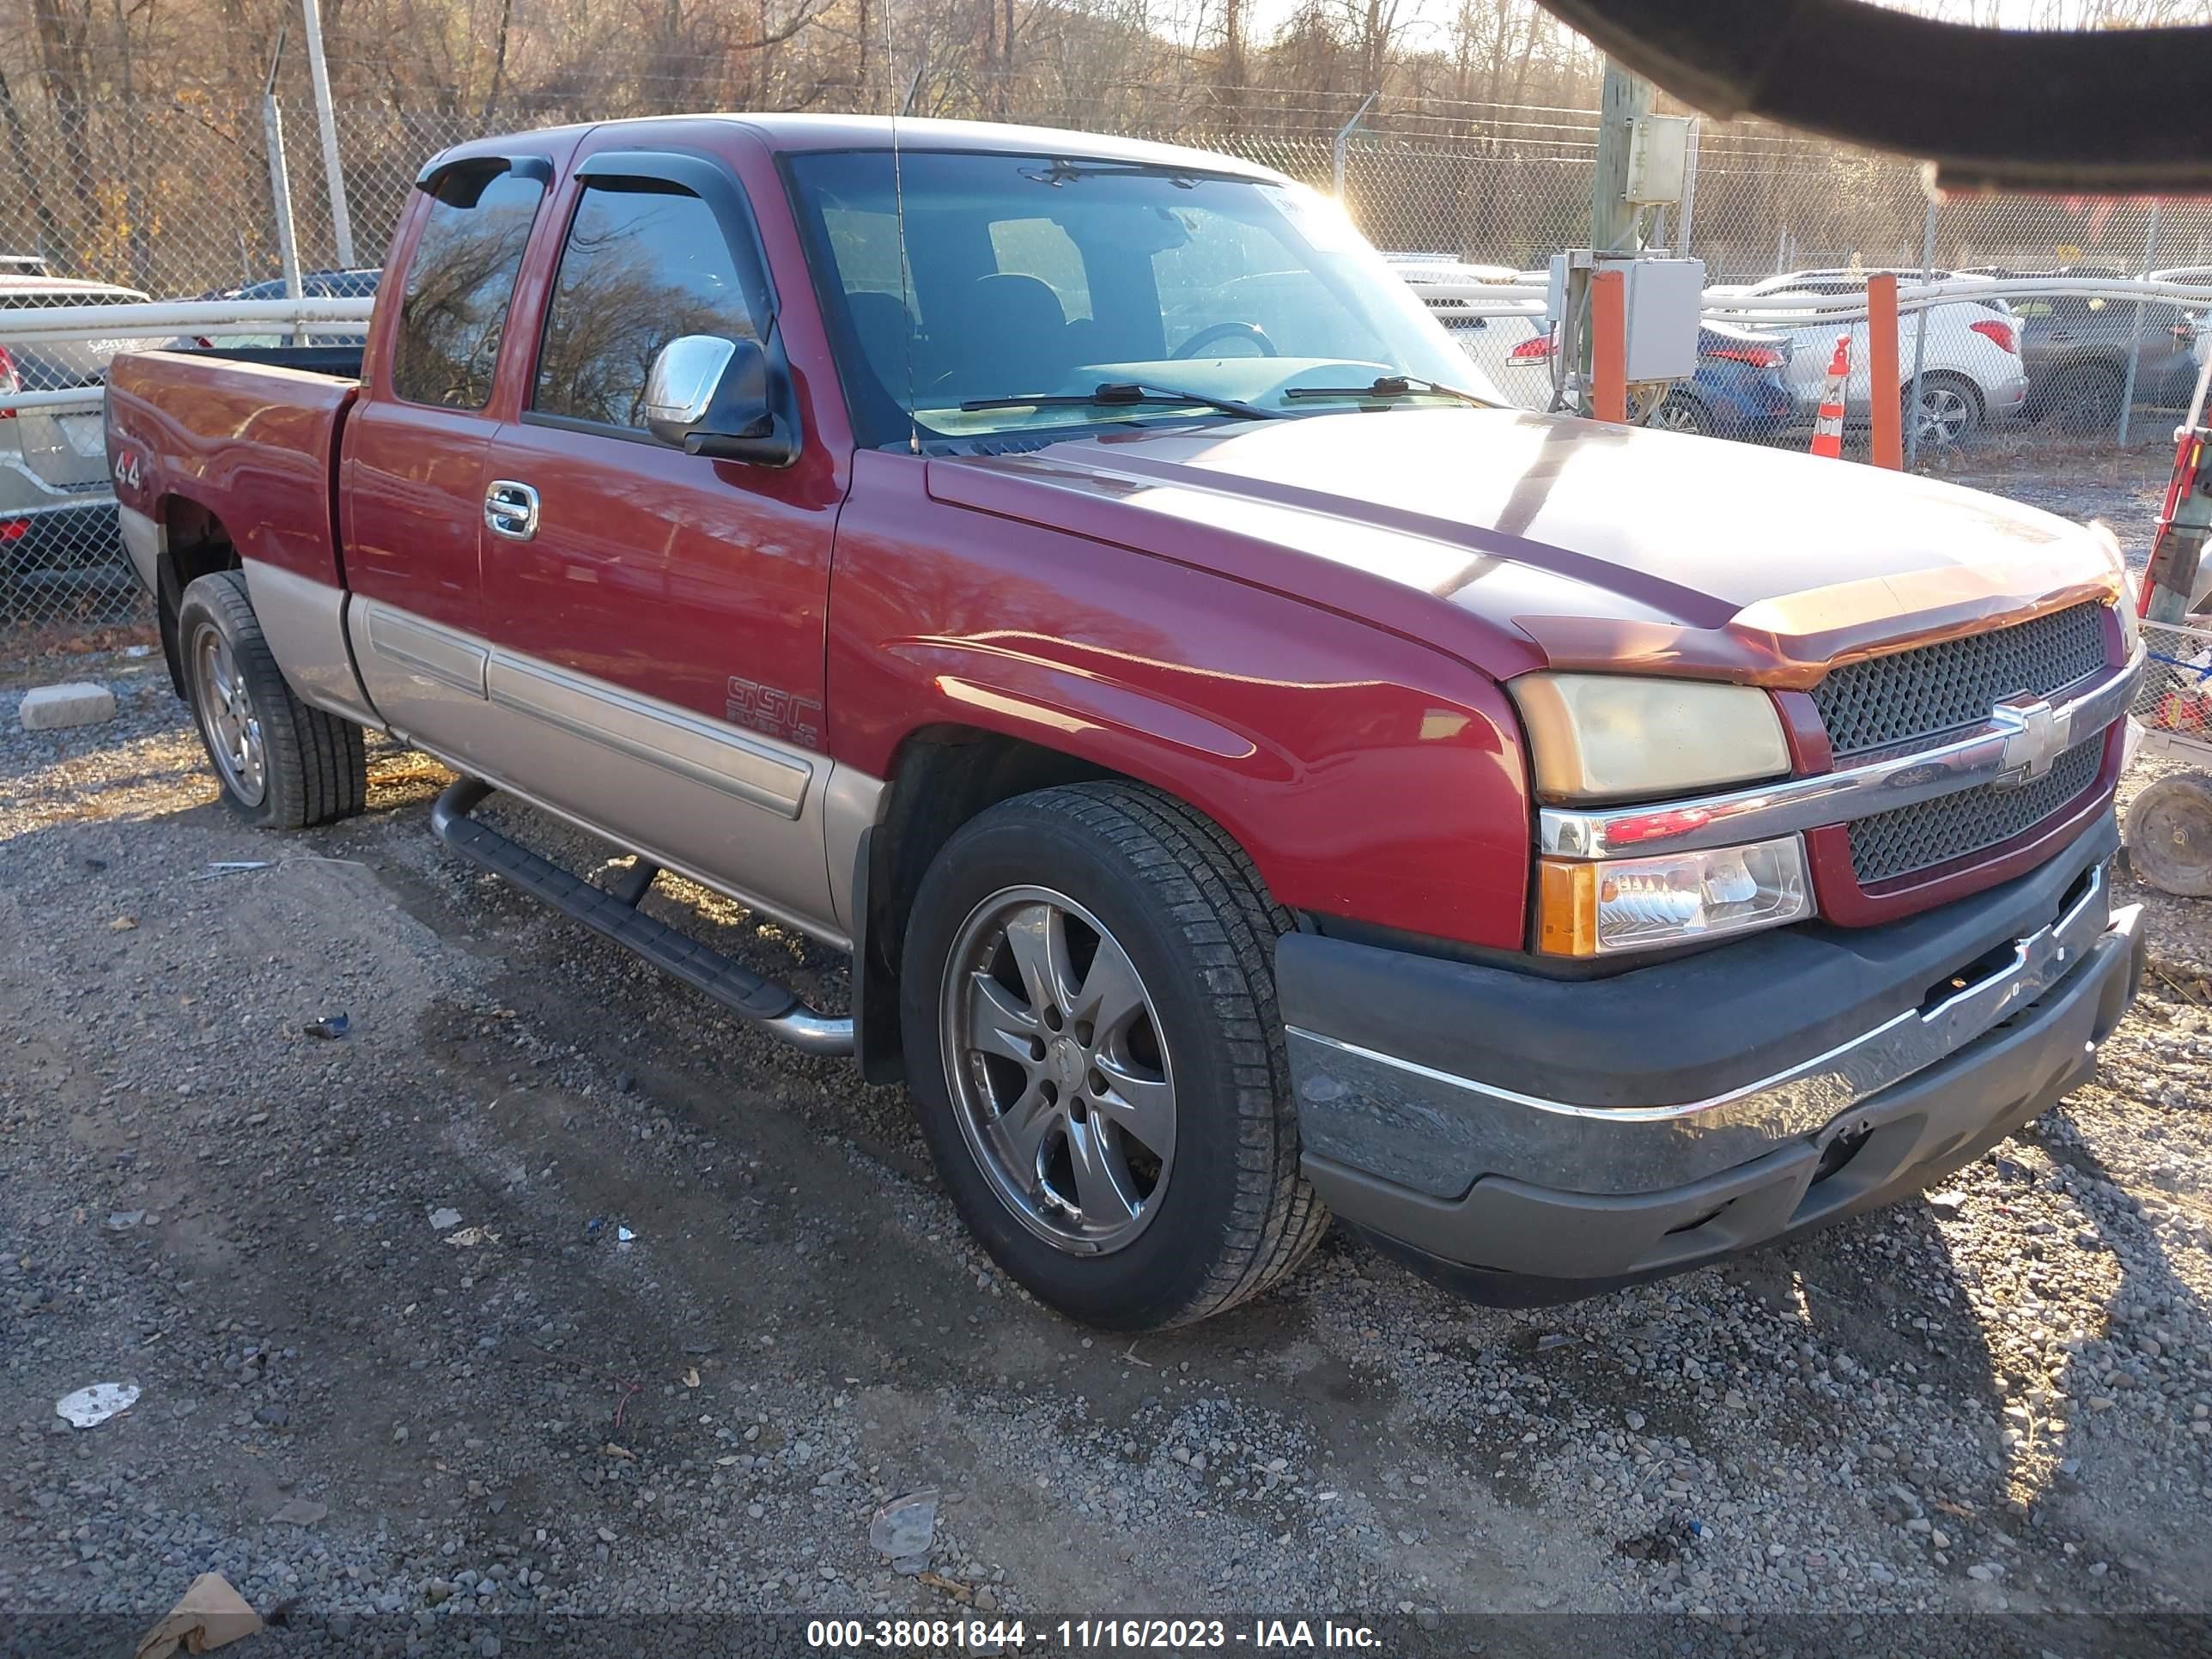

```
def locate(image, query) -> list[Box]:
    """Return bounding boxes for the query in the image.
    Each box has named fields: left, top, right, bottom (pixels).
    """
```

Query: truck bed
left=106, top=349, right=358, bottom=587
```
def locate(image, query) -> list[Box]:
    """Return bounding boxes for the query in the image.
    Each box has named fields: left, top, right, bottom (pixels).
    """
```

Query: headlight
left=2093, top=521, right=2141, bottom=653
left=1537, top=836, right=1811, bottom=957
left=1510, top=673, right=1790, bottom=804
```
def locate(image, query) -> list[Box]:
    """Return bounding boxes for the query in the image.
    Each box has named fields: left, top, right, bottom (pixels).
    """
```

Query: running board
left=429, top=778, right=854, bottom=1057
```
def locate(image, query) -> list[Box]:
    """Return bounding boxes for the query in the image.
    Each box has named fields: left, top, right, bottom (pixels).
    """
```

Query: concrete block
left=17, top=682, right=117, bottom=731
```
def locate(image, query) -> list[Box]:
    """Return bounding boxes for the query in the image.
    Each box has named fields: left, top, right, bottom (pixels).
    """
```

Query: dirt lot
left=3, top=453, right=2209, bottom=1654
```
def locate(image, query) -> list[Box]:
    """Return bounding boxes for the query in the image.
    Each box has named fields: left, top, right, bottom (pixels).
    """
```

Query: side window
left=987, top=218, right=1091, bottom=322
left=533, top=179, right=762, bottom=430
left=391, top=165, right=545, bottom=410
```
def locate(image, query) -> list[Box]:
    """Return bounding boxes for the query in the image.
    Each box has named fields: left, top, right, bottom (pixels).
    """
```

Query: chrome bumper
left=1285, top=862, right=2137, bottom=1197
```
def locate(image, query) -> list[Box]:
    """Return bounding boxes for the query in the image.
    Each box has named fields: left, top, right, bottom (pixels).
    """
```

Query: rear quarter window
left=390, top=166, right=546, bottom=410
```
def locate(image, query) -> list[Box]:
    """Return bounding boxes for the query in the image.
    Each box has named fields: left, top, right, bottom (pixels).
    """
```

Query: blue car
left=1651, top=322, right=1796, bottom=440
left=167, top=269, right=382, bottom=349
left=1498, top=317, right=1796, bottom=441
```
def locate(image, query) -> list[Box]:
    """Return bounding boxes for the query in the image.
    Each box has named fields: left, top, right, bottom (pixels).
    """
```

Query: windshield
left=787, top=149, right=1501, bottom=448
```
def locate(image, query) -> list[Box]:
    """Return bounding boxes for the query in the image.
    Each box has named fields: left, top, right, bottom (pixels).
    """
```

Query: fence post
left=1905, top=199, right=1938, bottom=468
left=301, top=0, right=356, bottom=268
left=2118, top=199, right=2161, bottom=449
left=1674, top=120, right=1699, bottom=258
left=1332, top=90, right=1377, bottom=202
left=263, top=94, right=306, bottom=343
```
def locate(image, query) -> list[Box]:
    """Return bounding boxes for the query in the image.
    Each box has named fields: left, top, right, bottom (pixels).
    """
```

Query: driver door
left=473, top=147, right=845, bottom=939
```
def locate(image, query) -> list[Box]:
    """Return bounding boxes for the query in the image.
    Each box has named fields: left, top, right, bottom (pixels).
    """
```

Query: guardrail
left=0, top=295, right=374, bottom=346
left=1397, top=271, right=2212, bottom=325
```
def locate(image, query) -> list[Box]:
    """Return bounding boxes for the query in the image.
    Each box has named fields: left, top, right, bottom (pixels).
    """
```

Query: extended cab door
left=471, top=144, right=849, bottom=941
left=343, top=151, right=557, bottom=746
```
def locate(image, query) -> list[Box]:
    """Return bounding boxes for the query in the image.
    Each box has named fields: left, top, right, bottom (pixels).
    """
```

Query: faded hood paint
left=926, top=407, right=2125, bottom=687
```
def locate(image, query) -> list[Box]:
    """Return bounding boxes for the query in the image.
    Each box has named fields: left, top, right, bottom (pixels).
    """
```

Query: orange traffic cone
left=1808, top=334, right=1850, bottom=459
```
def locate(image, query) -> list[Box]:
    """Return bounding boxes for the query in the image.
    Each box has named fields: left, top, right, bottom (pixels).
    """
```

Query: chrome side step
left=429, top=778, right=854, bottom=1057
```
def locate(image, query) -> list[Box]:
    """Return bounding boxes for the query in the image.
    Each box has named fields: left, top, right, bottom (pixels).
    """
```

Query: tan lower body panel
left=344, top=598, right=882, bottom=949
left=240, top=561, right=383, bottom=728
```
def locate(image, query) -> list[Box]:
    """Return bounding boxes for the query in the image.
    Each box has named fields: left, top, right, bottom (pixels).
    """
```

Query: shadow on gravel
left=2012, top=1104, right=2209, bottom=1593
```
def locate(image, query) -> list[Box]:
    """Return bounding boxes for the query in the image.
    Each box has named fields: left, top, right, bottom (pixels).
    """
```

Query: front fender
left=829, top=457, right=1534, bottom=951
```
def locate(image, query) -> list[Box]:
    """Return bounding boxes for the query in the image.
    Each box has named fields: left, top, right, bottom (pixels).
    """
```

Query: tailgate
left=15, top=402, right=112, bottom=491
left=5, top=334, right=167, bottom=490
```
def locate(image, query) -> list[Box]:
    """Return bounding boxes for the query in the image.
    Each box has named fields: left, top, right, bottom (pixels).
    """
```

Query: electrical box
left=1546, top=252, right=1706, bottom=386
left=1621, top=256, right=1705, bottom=382
left=1624, top=115, right=1693, bottom=205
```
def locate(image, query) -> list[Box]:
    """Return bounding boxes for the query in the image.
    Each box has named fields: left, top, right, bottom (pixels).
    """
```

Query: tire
left=2040, top=365, right=2124, bottom=434
left=2125, top=773, right=2212, bottom=897
left=177, top=570, right=366, bottom=830
left=1907, top=373, right=1983, bottom=448
left=899, top=781, right=1328, bottom=1329
left=1649, top=391, right=1713, bottom=436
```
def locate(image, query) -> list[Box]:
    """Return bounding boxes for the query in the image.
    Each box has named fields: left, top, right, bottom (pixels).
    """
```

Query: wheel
left=1907, top=373, right=1982, bottom=447
left=899, top=782, right=1328, bottom=1329
left=1171, top=321, right=1279, bottom=359
left=177, top=570, right=366, bottom=829
left=1649, top=390, right=1712, bottom=435
left=2040, top=365, right=2124, bottom=433
left=2125, top=773, right=2212, bottom=897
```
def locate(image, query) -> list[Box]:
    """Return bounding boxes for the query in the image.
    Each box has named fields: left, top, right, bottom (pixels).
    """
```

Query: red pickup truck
left=106, top=115, right=2146, bottom=1330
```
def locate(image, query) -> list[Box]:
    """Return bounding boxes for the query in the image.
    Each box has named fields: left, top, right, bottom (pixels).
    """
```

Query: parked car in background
left=2, top=273, right=165, bottom=604
left=1492, top=316, right=1796, bottom=439
left=1958, top=267, right=2202, bottom=429
left=167, top=268, right=381, bottom=349
left=1714, top=270, right=2028, bottom=445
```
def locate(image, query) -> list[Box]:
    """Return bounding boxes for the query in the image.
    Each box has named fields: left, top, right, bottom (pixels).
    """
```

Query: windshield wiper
left=1282, top=374, right=1490, bottom=407
left=957, top=380, right=1283, bottom=421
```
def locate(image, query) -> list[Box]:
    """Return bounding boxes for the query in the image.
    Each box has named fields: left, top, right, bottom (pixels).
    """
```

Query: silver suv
left=3, top=274, right=165, bottom=604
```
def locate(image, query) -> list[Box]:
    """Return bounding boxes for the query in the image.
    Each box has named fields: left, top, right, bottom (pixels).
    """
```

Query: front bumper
left=1282, top=821, right=2144, bottom=1300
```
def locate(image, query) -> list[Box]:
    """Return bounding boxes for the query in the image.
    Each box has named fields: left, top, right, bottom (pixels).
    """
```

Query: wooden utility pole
left=1590, top=57, right=1651, bottom=252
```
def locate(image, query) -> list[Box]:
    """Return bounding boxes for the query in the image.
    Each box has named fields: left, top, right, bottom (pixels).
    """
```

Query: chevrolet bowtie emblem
left=1990, top=696, right=2063, bottom=789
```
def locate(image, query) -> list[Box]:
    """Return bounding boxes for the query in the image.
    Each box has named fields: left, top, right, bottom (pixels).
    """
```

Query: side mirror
left=642, top=334, right=797, bottom=466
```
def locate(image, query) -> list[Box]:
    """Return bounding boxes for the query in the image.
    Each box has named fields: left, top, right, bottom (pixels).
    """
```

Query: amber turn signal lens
left=1536, top=859, right=1599, bottom=957
left=1537, top=836, right=1812, bottom=957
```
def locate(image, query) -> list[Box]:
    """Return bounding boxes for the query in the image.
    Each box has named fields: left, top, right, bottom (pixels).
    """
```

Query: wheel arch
left=852, top=722, right=1263, bottom=1085
left=152, top=495, right=241, bottom=697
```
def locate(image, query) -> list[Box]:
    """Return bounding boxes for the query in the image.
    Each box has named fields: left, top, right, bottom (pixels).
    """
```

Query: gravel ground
left=3, top=460, right=2209, bottom=1654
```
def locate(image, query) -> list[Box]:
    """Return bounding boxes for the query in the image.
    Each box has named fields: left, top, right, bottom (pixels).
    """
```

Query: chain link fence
left=6, top=83, right=2210, bottom=638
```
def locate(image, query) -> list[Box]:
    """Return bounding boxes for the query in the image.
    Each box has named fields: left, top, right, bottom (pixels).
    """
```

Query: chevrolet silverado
left=105, top=115, right=2147, bottom=1329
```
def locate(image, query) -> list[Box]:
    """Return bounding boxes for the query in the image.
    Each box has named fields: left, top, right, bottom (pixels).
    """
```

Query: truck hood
left=925, top=408, right=2124, bottom=686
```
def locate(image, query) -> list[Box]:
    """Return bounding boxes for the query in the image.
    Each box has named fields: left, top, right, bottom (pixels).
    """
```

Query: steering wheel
left=1171, top=321, right=1279, bottom=360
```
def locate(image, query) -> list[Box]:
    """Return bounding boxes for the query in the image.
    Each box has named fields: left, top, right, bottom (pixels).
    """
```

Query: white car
left=2, top=274, right=165, bottom=597
left=1717, top=269, right=2028, bottom=446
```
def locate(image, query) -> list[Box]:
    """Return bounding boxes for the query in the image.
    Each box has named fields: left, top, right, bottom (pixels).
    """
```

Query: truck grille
left=1811, top=603, right=2107, bottom=759
left=1846, top=735, right=2104, bottom=885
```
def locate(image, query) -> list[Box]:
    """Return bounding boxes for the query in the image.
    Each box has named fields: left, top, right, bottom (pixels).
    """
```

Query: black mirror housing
left=643, top=333, right=800, bottom=468
left=685, top=337, right=799, bottom=466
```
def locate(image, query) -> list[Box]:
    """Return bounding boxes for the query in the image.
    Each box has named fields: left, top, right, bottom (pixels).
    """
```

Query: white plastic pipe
left=0, top=297, right=374, bottom=342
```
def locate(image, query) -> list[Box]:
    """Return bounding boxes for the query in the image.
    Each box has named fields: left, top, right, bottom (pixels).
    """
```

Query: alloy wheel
left=1912, top=383, right=1974, bottom=446
left=192, top=625, right=267, bottom=805
left=940, top=885, right=1177, bottom=1255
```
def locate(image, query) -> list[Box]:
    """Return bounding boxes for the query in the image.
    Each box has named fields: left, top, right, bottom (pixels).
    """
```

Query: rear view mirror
left=643, top=334, right=796, bottom=466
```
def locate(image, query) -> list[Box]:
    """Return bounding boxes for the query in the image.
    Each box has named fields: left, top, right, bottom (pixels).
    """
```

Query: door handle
left=483, top=480, right=540, bottom=542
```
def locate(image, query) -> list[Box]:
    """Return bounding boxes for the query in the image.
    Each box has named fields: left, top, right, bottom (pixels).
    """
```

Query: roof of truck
left=450, top=112, right=1287, bottom=181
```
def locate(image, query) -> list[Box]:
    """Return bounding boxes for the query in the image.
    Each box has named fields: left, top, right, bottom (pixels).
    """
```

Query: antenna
left=888, top=4, right=921, bottom=454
